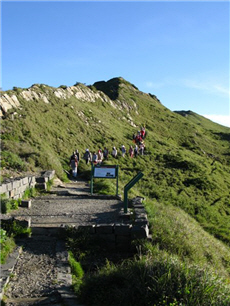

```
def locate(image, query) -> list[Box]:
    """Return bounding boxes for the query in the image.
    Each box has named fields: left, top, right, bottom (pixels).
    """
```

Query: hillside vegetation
left=1, top=77, right=230, bottom=304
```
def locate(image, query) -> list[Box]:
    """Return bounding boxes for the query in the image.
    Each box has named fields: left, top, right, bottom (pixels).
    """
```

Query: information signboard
left=94, top=166, right=116, bottom=178
left=90, top=165, right=119, bottom=196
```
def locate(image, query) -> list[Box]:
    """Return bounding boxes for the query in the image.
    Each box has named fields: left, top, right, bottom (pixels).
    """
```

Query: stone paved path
left=2, top=178, right=123, bottom=305
left=9, top=178, right=123, bottom=230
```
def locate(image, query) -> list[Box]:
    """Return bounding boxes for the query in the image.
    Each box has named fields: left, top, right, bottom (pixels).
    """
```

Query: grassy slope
left=1, top=78, right=230, bottom=281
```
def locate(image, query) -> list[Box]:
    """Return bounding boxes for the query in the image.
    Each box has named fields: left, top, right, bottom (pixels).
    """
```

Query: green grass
left=1, top=77, right=230, bottom=304
left=0, top=229, right=16, bottom=264
left=78, top=253, right=230, bottom=306
left=0, top=198, right=19, bottom=214
left=68, top=251, right=84, bottom=292
left=0, top=222, right=31, bottom=264
left=22, top=187, right=37, bottom=199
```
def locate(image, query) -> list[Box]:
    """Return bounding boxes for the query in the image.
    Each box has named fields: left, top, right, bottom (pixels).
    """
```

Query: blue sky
left=1, top=1, right=229, bottom=127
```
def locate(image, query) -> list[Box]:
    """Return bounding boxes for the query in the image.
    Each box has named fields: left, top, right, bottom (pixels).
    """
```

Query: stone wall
left=76, top=196, right=151, bottom=250
left=0, top=170, right=55, bottom=200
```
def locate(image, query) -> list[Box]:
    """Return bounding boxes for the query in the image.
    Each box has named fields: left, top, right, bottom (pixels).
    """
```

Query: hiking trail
left=2, top=178, right=123, bottom=306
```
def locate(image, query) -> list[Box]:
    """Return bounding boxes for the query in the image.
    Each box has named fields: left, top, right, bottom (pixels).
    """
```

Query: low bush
left=1, top=220, right=31, bottom=238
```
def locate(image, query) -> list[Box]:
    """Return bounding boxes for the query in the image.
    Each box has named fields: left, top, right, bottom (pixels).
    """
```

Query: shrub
left=1, top=220, right=31, bottom=238
left=59, top=85, right=67, bottom=89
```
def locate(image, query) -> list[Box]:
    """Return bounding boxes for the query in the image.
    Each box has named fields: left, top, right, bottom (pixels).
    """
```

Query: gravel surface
left=9, top=180, right=123, bottom=228
left=5, top=237, right=60, bottom=305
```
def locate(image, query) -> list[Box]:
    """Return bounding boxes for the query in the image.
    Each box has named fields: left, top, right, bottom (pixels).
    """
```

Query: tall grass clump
left=144, top=199, right=230, bottom=278
left=68, top=251, right=84, bottom=292
left=0, top=198, right=19, bottom=214
left=0, top=229, right=16, bottom=264
left=78, top=253, right=230, bottom=306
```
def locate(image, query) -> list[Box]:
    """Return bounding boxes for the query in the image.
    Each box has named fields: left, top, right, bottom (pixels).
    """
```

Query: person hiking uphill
left=140, top=126, right=146, bottom=139
left=75, top=149, right=80, bottom=162
left=92, top=152, right=98, bottom=164
left=112, top=147, right=117, bottom=158
left=121, top=145, right=126, bottom=157
left=97, top=149, right=103, bottom=164
left=134, top=145, right=139, bottom=157
left=103, top=147, right=109, bottom=160
left=83, top=149, right=91, bottom=164
left=139, top=142, right=145, bottom=155
left=129, top=145, right=134, bottom=158
left=69, top=151, right=78, bottom=178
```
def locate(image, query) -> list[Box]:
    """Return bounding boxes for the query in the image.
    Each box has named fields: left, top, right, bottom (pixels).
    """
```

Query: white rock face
left=0, top=94, right=20, bottom=114
left=0, top=83, right=129, bottom=117
left=20, top=89, right=49, bottom=103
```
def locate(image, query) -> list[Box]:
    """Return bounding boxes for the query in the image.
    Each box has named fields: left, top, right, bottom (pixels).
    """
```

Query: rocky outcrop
left=0, top=93, right=21, bottom=115
left=0, top=81, right=140, bottom=128
left=20, top=88, right=49, bottom=104
left=0, top=84, right=118, bottom=116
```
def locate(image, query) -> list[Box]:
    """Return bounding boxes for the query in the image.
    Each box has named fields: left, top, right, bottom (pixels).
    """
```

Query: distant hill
left=1, top=77, right=230, bottom=283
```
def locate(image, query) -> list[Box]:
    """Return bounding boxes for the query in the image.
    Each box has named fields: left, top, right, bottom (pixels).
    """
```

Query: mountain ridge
left=1, top=77, right=230, bottom=303
left=1, top=77, right=230, bottom=245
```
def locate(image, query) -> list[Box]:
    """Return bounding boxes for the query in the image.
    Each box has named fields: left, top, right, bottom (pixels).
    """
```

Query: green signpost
left=90, top=164, right=119, bottom=196
left=123, top=172, right=144, bottom=213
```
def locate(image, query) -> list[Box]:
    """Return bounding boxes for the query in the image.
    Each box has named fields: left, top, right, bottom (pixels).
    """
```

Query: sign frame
left=90, top=164, right=119, bottom=196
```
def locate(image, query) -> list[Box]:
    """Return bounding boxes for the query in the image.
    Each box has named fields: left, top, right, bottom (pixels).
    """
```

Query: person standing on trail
left=139, top=142, right=145, bottom=155
left=103, top=147, right=109, bottom=160
left=121, top=145, right=126, bottom=157
left=97, top=149, right=103, bottom=164
left=129, top=145, right=134, bottom=158
left=112, top=146, right=117, bottom=158
left=83, top=149, right=91, bottom=164
left=134, top=144, right=139, bottom=157
left=70, top=152, right=78, bottom=178
left=140, top=126, right=146, bottom=139
left=92, top=152, right=98, bottom=164
left=75, top=149, right=80, bottom=162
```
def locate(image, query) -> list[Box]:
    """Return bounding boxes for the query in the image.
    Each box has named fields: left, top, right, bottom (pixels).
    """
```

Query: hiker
left=129, top=145, right=134, bottom=158
left=75, top=149, right=80, bottom=162
left=83, top=149, right=91, bottom=164
left=140, top=126, right=146, bottom=139
left=92, top=152, right=98, bottom=164
left=69, top=151, right=78, bottom=178
left=121, top=145, right=126, bottom=157
left=103, top=147, right=109, bottom=160
left=112, top=146, right=117, bottom=158
left=97, top=149, right=103, bottom=164
left=135, top=133, right=143, bottom=145
left=132, top=133, right=136, bottom=142
left=139, top=142, right=145, bottom=155
left=134, top=145, right=139, bottom=157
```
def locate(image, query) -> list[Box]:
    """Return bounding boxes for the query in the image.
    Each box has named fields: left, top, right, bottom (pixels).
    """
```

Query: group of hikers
left=69, top=126, right=147, bottom=178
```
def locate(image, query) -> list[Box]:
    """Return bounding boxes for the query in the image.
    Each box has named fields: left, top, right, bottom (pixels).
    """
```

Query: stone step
left=5, top=295, right=62, bottom=305
left=31, top=226, right=65, bottom=236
